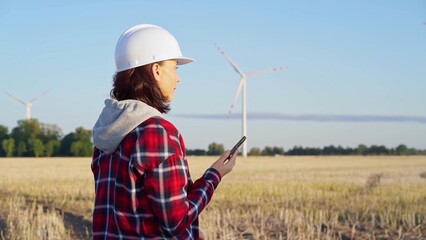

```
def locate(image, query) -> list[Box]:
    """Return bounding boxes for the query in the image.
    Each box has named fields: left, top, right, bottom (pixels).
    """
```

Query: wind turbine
left=215, top=44, right=286, bottom=157
left=5, top=91, right=49, bottom=120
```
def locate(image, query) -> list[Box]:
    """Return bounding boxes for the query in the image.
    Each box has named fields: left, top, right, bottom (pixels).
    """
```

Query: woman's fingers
left=211, top=150, right=237, bottom=177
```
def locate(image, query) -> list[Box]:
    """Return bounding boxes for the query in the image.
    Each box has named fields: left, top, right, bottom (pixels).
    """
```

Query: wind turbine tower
left=5, top=91, right=49, bottom=120
left=215, top=45, right=286, bottom=157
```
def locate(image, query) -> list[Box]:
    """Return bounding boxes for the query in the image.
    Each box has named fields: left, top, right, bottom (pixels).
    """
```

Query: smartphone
left=225, top=136, right=246, bottom=162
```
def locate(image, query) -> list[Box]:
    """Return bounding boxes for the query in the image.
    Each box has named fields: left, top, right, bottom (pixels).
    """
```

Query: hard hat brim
left=176, top=57, right=194, bottom=65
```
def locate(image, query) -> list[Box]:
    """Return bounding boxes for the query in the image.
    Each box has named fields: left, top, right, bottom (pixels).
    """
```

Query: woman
left=91, top=24, right=237, bottom=239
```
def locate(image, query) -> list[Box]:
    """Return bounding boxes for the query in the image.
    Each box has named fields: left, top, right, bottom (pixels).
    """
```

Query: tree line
left=0, top=119, right=92, bottom=157
left=1, top=120, right=425, bottom=157
left=188, top=143, right=426, bottom=156
left=283, top=144, right=426, bottom=156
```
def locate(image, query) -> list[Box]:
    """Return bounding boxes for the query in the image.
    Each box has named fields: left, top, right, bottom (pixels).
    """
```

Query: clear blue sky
left=1, top=1, right=425, bottom=150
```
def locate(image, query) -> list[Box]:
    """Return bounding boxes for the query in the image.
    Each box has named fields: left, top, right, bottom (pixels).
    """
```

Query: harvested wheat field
left=0, top=156, right=425, bottom=239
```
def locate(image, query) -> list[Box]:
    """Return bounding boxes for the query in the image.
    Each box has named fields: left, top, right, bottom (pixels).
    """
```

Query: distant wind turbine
left=5, top=91, right=49, bottom=120
left=215, top=44, right=286, bottom=157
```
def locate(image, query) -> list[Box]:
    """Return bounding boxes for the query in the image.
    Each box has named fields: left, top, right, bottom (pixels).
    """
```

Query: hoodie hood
left=92, top=99, right=162, bottom=154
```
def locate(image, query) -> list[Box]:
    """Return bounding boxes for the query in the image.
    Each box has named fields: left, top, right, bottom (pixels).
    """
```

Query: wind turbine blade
left=4, top=92, right=26, bottom=105
left=214, top=44, right=245, bottom=78
left=246, top=66, right=287, bottom=78
left=29, top=90, right=50, bottom=103
left=228, top=78, right=245, bottom=117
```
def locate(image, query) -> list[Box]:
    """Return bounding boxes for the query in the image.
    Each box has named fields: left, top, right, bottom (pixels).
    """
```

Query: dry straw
left=0, top=156, right=425, bottom=239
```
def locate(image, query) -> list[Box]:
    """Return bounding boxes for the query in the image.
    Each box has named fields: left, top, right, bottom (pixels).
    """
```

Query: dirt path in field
left=0, top=190, right=92, bottom=239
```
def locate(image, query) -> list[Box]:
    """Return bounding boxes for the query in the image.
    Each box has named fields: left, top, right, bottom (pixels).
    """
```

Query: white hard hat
left=114, top=24, right=194, bottom=72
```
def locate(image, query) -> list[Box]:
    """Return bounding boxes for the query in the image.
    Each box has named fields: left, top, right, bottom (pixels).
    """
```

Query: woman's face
left=156, top=60, right=179, bottom=102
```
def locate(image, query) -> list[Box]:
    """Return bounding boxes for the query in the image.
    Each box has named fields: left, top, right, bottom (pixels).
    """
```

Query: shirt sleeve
left=144, top=154, right=221, bottom=236
left=129, top=119, right=221, bottom=236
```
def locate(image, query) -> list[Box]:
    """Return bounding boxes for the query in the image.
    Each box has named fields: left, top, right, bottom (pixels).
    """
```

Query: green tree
left=248, top=147, right=261, bottom=156
left=395, top=144, right=408, bottom=155
left=186, top=149, right=206, bottom=156
left=207, top=143, right=224, bottom=156
left=2, top=138, right=15, bottom=157
left=10, top=119, right=42, bottom=156
left=16, top=141, right=26, bottom=157
left=286, top=146, right=304, bottom=155
left=323, top=145, right=337, bottom=155
left=38, top=124, right=63, bottom=155
left=261, top=146, right=275, bottom=156
left=366, top=145, right=389, bottom=155
left=74, top=127, right=91, bottom=140
left=45, top=140, right=60, bottom=157
left=305, top=147, right=322, bottom=155
left=59, top=133, right=75, bottom=156
left=70, top=140, right=93, bottom=156
left=60, top=127, right=92, bottom=156
left=272, top=147, right=285, bottom=155
left=356, top=144, right=367, bottom=155
left=29, top=138, right=44, bottom=157
left=39, top=124, right=63, bottom=142
left=261, top=146, right=285, bottom=156
left=17, top=119, right=41, bottom=139
left=0, top=125, right=8, bottom=140
left=0, top=125, right=9, bottom=157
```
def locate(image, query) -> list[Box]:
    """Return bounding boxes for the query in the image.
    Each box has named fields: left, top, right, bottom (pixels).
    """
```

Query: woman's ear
left=151, top=63, right=161, bottom=81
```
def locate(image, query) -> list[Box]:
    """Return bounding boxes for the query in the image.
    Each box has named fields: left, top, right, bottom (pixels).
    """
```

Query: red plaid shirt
left=91, top=117, right=221, bottom=239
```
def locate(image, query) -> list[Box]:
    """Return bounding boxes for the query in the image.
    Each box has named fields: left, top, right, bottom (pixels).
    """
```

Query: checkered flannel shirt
left=91, top=117, right=221, bottom=239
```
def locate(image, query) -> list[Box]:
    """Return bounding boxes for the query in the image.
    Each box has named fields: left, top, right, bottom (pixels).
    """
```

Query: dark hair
left=110, top=62, right=170, bottom=113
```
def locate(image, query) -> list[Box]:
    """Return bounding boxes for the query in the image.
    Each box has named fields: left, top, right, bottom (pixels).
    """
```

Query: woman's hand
left=210, top=150, right=237, bottom=178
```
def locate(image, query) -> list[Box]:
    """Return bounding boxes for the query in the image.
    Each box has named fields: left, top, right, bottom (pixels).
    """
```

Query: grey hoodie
left=92, top=99, right=162, bottom=154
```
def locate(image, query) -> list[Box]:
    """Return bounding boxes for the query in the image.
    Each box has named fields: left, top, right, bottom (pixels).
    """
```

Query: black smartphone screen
left=227, top=136, right=246, bottom=160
